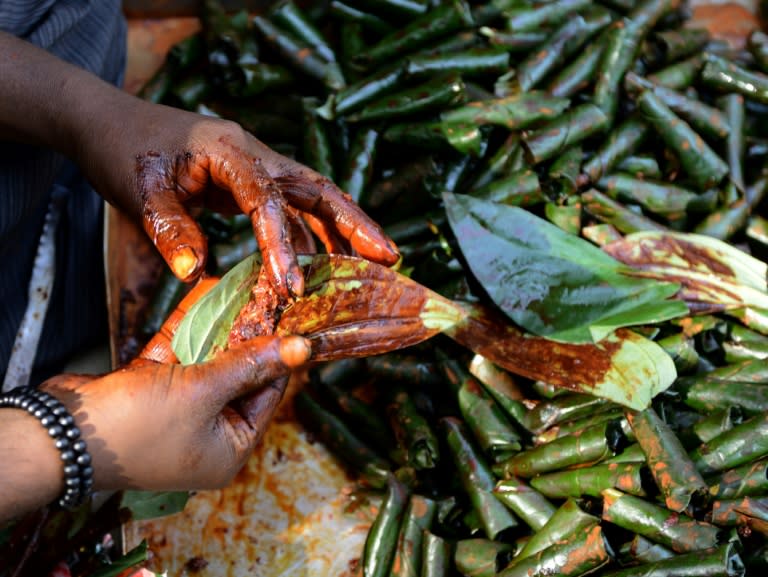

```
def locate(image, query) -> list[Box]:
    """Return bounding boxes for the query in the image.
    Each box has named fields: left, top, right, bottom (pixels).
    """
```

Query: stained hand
left=80, top=100, right=399, bottom=298
left=39, top=336, right=310, bottom=491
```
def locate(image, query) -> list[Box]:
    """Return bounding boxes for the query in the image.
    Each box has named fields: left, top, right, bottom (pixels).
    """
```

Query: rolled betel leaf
left=530, top=461, right=650, bottom=499
left=592, top=18, right=644, bottom=123
left=721, top=93, right=746, bottom=192
left=320, top=60, right=408, bottom=119
left=624, top=71, right=730, bottom=141
left=390, top=494, right=437, bottom=577
left=645, top=27, right=711, bottom=67
left=711, top=496, right=768, bottom=532
left=479, top=27, right=548, bottom=53
left=469, top=134, right=527, bottom=192
left=580, top=188, right=669, bottom=234
left=312, top=375, right=392, bottom=453
left=515, top=6, right=613, bottom=92
left=515, top=499, right=600, bottom=561
left=252, top=16, right=344, bottom=90
left=599, top=543, right=745, bottom=577
left=268, top=0, right=339, bottom=64
left=442, top=417, right=519, bottom=540
left=601, top=489, right=723, bottom=553
left=676, top=377, right=768, bottom=415
left=616, top=155, right=662, bottom=180
left=709, top=458, right=768, bottom=499
left=437, top=350, right=523, bottom=458
left=503, top=0, right=592, bottom=32
left=353, top=0, right=474, bottom=69
left=626, top=408, right=709, bottom=512
left=605, top=443, right=648, bottom=464
left=386, top=385, right=441, bottom=470
left=618, top=535, right=675, bottom=565
left=366, top=354, right=444, bottom=387
left=635, top=89, right=729, bottom=191
left=598, top=173, right=718, bottom=217
left=493, top=477, right=557, bottom=531
left=580, top=116, right=650, bottom=184
left=692, top=407, right=744, bottom=445
left=627, top=0, right=682, bottom=35
left=690, top=412, right=768, bottom=476
left=700, top=170, right=768, bottom=243
left=406, top=46, right=511, bottom=78
left=440, top=91, right=570, bottom=132
left=546, top=145, right=583, bottom=199
left=363, top=473, right=411, bottom=577
left=656, top=331, right=699, bottom=374
left=454, top=539, right=516, bottom=577
left=548, top=38, right=605, bottom=99
left=339, top=127, right=379, bottom=205
left=421, top=531, right=451, bottom=577
left=647, top=54, right=705, bottom=90
left=522, top=103, right=610, bottom=165
left=701, top=53, right=768, bottom=104
left=497, top=524, right=612, bottom=577
left=294, top=391, right=390, bottom=488
left=468, top=354, right=528, bottom=428
left=471, top=169, right=544, bottom=208
left=521, top=393, right=611, bottom=435
left=301, top=97, right=335, bottom=180
left=347, top=73, right=467, bottom=124
left=494, top=417, right=633, bottom=479
left=581, top=223, right=624, bottom=247
left=534, top=409, right=626, bottom=445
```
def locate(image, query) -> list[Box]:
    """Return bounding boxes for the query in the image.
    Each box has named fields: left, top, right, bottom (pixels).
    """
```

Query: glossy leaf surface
left=277, top=254, right=467, bottom=360
left=172, top=253, right=467, bottom=364
left=443, top=192, right=687, bottom=343
left=445, top=302, right=676, bottom=410
left=172, top=254, right=259, bottom=364
left=604, top=231, right=768, bottom=313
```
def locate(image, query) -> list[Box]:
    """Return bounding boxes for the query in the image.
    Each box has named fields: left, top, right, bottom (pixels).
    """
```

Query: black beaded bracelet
left=0, top=386, right=93, bottom=510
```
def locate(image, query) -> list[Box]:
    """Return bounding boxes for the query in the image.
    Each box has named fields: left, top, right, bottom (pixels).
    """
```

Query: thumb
left=187, top=336, right=311, bottom=406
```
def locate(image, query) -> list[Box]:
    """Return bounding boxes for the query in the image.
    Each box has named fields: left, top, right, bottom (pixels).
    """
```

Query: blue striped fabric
left=0, top=1, right=127, bottom=383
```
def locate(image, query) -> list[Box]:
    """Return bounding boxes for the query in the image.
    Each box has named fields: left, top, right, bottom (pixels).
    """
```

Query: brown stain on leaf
left=447, top=303, right=620, bottom=394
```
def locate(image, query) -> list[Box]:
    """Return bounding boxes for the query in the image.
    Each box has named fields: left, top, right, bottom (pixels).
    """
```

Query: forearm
left=0, top=30, right=137, bottom=165
left=0, top=410, right=64, bottom=525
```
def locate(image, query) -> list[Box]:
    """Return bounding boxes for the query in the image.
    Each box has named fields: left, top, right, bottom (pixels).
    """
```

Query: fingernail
left=279, top=336, right=311, bottom=367
left=170, top=246, right=200, bottom=281
left=287, top=268, right=305, bottom=299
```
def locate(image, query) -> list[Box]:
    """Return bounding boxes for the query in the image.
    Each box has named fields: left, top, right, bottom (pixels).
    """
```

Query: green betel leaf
left=604, top=231, right=768, bottom=312
left=120, top=490, right=190, bottom=520
left=172, top=253, right=467, bottom=365
left=442, top=192, right=687, bottom=343
left=172, top=253, right=260, bottom=365
left=445, top=302, right=677, bottom=410
left=277, top=254, right=467, bottom=360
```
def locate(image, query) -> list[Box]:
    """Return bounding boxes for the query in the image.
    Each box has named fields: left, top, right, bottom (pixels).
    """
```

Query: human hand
left=39, top=336, right=310, bottom=491
left=76, top=96, right=399, bottom=298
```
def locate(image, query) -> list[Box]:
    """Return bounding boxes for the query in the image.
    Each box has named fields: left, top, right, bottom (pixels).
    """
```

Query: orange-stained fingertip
left=278, top=336, right=312, bottom=367
left=170, top=245, right=203, bottom=281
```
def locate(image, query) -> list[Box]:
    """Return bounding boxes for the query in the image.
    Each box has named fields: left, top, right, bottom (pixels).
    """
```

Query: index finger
left=275, top=173, right=400, bottom=266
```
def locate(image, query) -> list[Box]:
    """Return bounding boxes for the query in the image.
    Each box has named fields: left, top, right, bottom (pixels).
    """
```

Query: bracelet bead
left=0, top=386, right=93, bottom=510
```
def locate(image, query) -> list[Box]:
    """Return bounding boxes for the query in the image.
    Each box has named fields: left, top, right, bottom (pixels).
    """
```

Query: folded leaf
left=172, top=253, right=467, bottom=365
left=277, top=255, right=467, bottom=360
left=604, top=231, right=768, bottom=313
left=172, top=254, right=260, bottom=364
left=445, top=302, right=677, bottom=410
left=443, top=192, right=687, bottom=343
